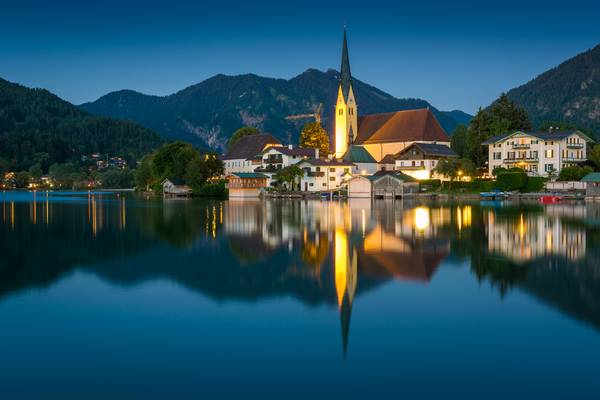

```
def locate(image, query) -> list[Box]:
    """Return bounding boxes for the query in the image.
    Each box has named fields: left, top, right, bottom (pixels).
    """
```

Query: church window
left=338, top=109, right=344, bottom=116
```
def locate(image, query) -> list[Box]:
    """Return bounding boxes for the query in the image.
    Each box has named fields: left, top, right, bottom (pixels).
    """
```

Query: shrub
left=197, top=180, right=227, bottom=197
left=523, top=177, right=546, bottom=193
left=558, top=165, right=594, bottom=181
left=496, top=171, right=528, bottom=191
left=419, top=179, right=441, bottom=191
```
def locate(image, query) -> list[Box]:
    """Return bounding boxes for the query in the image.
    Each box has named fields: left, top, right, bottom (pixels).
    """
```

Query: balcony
left=566, top=143, right=584, bottom=149
left=263, top=156, right=283, bottom=164
left=307, top=171, right=325, bottom=177
left=512, top=143, right=531, bottom=149
left=504, top=157, right=538, bottom=163
left=563, top=157, right=584, bottom=163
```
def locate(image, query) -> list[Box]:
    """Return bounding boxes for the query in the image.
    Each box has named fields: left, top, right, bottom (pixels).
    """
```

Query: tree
left=28, top=163, right=43, bottom=180
left=558, top=165, right=593, bottom=181
left=134, top=154, right=155, bottom=191
left=434, top=158, right=475, bottom=182
left=466, top=94, right=532, bottom=167
left=451, top=124, right=469, bottom=158
left=100, top=168, right=134, bottom=189
left=227, top=127, right=260, bottom=152
left=589, top=145, right=600, bottom=170
left=274, top=165, right=304, bottom=190
left=299, top=122, right=329, bottom=156
left=14, top=171, right=31, bottom=188
left=152, top=141, right=199, bottom=181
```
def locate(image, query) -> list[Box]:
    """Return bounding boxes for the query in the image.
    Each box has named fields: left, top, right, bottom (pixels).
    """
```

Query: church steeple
left=334, top=28, right=359, bottom=159
left=339, top=28, right=353, bottom=102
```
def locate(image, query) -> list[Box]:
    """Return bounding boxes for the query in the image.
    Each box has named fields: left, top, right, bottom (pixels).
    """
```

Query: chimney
left=288, top=144, right=293, bottom=150
left=315, top=148, right=319, bottom=159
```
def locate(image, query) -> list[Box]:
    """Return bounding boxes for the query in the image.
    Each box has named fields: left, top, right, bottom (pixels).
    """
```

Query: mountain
left=505, top=44, right=600, bottom=135
left=81, top=69, right=471, bottom=151
left=0, top=78, right=163, bottom=171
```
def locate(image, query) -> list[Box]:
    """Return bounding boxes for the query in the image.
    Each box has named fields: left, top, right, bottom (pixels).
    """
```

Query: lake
left=1, top=191, right=599, bottom=399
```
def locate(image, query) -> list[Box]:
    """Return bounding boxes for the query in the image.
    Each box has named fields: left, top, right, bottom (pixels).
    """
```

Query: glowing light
left=415, top=207, right=430, bottom=231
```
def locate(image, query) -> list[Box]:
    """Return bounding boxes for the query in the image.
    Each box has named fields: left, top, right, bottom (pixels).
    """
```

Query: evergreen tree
left=450, top=124, right=469, bottom=158
left=227, top=127, right=260, bottom=152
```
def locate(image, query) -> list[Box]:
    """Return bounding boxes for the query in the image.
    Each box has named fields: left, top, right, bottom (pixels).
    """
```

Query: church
left=334, top=30, right=453, bottom=163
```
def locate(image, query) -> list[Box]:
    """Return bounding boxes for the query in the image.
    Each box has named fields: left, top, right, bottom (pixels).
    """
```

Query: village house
left=482, top=130, right=594, bottom=177
left=341, top=145, right=378, bottom=175
left=222, top=134, right=281, bottom=175
left=393, top=142, right=458, bottom=180
left=296, top=158, right=355, bottom=192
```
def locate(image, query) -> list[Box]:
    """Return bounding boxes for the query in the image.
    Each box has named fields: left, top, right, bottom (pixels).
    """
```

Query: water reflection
left=1, top=191, right=600, bottom=355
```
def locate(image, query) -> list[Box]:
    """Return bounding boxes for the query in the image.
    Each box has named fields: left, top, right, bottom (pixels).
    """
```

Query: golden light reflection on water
left=414, top=207, right=430, bottom=231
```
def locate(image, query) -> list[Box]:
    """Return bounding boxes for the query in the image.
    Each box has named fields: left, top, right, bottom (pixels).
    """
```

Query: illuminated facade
left=483, top=130, right=594, bottom=177
left=333, top=30, right=451, bottom=163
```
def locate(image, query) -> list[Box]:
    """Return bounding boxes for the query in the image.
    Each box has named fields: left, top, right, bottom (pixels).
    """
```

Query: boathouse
left=347, top=171, right=418, bottom=198
left=162, top=178, right=192, bottom=197
left=227, top=172, right=269, bottom=198
left=582, top=173, right=600, bottom=199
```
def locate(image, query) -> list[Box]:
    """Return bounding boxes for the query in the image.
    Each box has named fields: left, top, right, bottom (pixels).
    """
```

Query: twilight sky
left=1, top=0, right=599, bottom=113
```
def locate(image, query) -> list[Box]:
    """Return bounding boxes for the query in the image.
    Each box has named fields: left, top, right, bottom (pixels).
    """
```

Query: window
left=545, top=164, right=554, bottom=172
left=545, top=149, right=554, bottom=158
left=329, top=167, right=335, bottom=172
left=316, top=167, right=320, bottom=172
left=338, top=109, right=344, bottom=116
left=344, top=168, right=350, bottom=174
left=493, top=152, right=502, bottom=160
left=531, top=151, right=538, bottom=159
left=322, top=183, right=327, bottom=187
left=329, top=177, right=335, bottom=181
left=309, top=183, right=314, bottom=187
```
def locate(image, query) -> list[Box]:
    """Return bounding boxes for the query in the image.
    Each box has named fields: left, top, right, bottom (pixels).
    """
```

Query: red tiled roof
left=354, top=109, right=450, bottom=144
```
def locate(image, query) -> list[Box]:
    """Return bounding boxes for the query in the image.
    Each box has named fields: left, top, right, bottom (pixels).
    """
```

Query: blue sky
left=1, top=0, right=599, bottom=113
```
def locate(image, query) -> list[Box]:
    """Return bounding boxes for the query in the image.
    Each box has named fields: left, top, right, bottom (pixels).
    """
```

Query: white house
left=222, top=134, right=281, bottom=175
left=341, top=145, right=378, bottom=175
left=393, top=142, right=458, bottom=180
left=296, top=158, right=355, bottom=192
left=482, top=130, right=594, bottom=177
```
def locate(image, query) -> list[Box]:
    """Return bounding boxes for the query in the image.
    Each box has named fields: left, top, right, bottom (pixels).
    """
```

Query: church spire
left=339, top=28, right=353, bottom=102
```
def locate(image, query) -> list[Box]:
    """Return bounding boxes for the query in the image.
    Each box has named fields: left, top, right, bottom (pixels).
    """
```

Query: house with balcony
left=482, top=130, right=594, bottom=177
left=296, top=158, right=355, bottom=192
left=392, top=142, right=458, bottom=180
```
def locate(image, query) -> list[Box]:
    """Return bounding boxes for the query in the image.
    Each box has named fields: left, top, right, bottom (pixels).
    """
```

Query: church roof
left=342, top=145, right=376, bottom=163
left=339, top=28, right=353, bottom=102
left=354, top=109, right=450, bottom=144
left=222, top=133, right=281, bottom=160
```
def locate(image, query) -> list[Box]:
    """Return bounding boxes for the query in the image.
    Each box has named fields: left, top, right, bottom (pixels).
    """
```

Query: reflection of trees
left=138, top=200, right=219, bottom=249
left=301, top=235, right=329, bottom=268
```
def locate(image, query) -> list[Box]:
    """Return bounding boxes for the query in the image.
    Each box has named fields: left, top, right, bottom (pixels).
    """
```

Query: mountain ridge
left=505, top=43, right=600, bottom=135
left=81, top=69, right=471, bottom=150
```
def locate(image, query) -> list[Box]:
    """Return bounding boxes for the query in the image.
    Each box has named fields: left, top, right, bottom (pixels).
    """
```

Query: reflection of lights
left=361, top=209, right=366, bottom=237
left=519, top=213, right=526, bottom=239
left=415, top=207, right=430, bottom=231
left=334, top=229, right=348, bottom=307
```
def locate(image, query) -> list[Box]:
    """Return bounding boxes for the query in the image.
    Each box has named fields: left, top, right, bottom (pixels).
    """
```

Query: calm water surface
left=1, top=191, right=600, bottom=399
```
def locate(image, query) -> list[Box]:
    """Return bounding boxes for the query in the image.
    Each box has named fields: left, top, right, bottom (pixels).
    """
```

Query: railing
left=563, top=157, right=584, bottom=162
left=307, top=171, right=325, bottom=177
left=512, top=143, right=530, bottom=149
left=566, top=143, right=584, bottom=149
left=504, top=157, right=538, bottom=162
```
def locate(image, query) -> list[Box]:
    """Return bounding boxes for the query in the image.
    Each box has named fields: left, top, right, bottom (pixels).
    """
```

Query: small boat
left=480, top=189, right=507, bottom=200
left=539, top=195, right=562, bottom=204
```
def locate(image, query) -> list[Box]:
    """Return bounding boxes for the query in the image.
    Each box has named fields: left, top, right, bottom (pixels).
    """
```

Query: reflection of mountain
left=520, top=253, right=600, bottom=331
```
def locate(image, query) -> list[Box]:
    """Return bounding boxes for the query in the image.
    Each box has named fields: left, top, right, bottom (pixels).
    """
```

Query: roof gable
left=342, top=145, right=376, bottom=163
left=354, top=109, right=449, bottom=144
left=482, top=130, right=595, bottom=145
left=395, top=143, right=458, bottom=159
left=222, top=134, right=281, bottom=160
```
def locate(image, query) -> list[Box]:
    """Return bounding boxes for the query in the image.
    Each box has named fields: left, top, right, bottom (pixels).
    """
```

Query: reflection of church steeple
left=334, top=229, right=357, bottom=357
